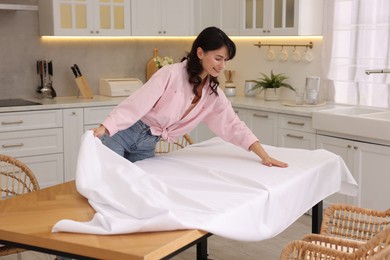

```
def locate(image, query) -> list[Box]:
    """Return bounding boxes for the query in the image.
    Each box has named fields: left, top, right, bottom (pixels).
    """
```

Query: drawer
left=17, top=153, right=64, bottom=188
left=278, top=129, right=317, bottom=150
left=0, top=128, right=63, bottom=157
left=0, top=110, right=62, bottom=132
left=84, top=106, right=115, bottom=125
left=278, top=114, right=315, bottom=133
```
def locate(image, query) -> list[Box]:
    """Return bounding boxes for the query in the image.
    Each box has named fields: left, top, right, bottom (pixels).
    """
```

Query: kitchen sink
left=312, top=106, right=390, bottom=141
left=319, top=107, right=386, bottom=116
left=360, top=111, right=390, bottom=120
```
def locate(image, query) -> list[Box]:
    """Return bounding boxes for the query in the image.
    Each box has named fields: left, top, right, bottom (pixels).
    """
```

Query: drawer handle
left=2, top=143, right=24, bottom=148
left=287, top=121, right=305, bottom=126
left=253, top=113, right=269, bottom=118
left=286, top=134, right=304, bottom=139
left=1, top=120, right=24, bottom=125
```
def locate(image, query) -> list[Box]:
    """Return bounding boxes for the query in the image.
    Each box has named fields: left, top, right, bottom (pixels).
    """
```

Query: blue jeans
left=101, top=120, right=160, bottom=162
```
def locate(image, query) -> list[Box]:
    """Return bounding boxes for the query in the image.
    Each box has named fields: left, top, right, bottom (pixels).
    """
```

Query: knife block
left=75, top=76, right=93, bottom=99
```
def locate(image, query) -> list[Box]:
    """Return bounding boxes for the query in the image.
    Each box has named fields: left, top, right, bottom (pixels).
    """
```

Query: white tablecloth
left=52, top=131, right=358, bottom=241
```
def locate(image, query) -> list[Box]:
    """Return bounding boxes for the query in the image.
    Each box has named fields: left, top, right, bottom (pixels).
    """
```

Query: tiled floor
left=1, top=215, right=311, bottom=260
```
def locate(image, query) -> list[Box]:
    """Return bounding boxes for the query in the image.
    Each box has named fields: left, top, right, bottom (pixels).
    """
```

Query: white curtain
left=322, top=0, right=390, bottom=107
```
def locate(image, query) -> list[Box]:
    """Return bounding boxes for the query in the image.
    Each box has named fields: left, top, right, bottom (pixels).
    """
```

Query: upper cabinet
left=38, top=0, right=131, bottom=36
left=131, top=0, right=193, bottom=36
left=240, top=0, right=323, bottom=36
left=193, top=0, right=240, bottom=36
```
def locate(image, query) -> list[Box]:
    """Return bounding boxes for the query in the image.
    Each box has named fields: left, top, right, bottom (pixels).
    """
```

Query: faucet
left=365, top=69, right=390, bottom=75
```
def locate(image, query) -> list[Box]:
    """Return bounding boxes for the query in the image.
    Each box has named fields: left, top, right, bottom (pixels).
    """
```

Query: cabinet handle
left=96, top=30, right=99, bottom=34
left=286, top=134, right=304, bottom=139
left=2, top=143, right=24, bottom=148
left=287, top=121, right=305, bottom=126
left=347, top=145, right=352, bottom=148
left=354, top=146, right=358, bottom=150
left=253, top=113, right=269, bottom=118
left=1, top=120, right=24, bottom=125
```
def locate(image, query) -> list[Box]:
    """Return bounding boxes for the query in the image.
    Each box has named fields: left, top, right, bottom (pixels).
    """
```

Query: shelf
left=0, top=4, right=38, bottom=11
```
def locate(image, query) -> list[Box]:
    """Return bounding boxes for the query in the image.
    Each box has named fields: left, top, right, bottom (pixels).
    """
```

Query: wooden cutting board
left=146, top=48, right=159, bottom=81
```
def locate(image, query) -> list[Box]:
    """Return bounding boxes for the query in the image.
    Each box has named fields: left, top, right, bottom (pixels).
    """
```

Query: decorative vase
left=264, top=88, right=280, bottom=101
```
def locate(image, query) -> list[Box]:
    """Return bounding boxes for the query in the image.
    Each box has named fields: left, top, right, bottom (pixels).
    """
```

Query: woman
left=94, top=27, right=287, bottom=167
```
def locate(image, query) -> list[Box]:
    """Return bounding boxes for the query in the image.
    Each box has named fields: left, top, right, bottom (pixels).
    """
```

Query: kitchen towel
left=52, top=131, right=358, bottom=241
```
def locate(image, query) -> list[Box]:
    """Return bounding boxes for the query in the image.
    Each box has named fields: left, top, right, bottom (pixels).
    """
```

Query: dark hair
left=184, top=27, right=236, bottom=96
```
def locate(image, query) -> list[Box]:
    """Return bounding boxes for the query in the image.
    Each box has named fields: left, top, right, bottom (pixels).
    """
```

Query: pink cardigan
left=102, top=61, right=258, bottom=150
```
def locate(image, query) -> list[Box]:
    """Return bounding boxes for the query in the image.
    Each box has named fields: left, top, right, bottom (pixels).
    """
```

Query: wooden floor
left=1, top=215, right=311, bottom=260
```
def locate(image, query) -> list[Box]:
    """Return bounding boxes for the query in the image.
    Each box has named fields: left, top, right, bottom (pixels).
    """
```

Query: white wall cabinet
left=193, top=0, right=240, bottom=36
left=39, top=0, right=131, bottom=36
left=131, top=0, right=192, bottom=36
left=240, top=0, right=323, bottom=36
left=317, top=134, right=390, bottom=211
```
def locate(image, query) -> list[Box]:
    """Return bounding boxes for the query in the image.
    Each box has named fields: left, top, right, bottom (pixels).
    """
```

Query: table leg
left=312, top=201, right=323, bottom=234
left=196, top=236, right=208, bottom=260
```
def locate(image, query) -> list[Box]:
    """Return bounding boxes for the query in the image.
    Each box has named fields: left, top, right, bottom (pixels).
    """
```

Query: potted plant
left=252, top=70, right=295, bottom=101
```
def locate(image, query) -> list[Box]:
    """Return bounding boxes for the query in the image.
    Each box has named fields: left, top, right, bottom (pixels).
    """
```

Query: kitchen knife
left=74, top=64, right=82, bottom=77
left=48, top=61, right=57, bottom=97
left=71, top=66, right=79, bottom=78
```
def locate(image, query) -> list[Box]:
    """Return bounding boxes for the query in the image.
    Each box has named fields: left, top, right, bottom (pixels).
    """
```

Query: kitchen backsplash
left=3, top=8, right=382, bottom=107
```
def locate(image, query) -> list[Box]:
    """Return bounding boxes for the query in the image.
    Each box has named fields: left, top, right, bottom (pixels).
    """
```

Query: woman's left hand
left=261, top=156, right=288, bottom=168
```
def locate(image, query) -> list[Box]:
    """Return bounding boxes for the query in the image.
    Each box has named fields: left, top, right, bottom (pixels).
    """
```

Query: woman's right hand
left=93, top=125, right=108, bottom=138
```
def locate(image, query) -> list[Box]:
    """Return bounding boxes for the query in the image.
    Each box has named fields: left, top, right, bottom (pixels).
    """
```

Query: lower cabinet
left=244, top=109, right=278, bottom=146
left=317, top=134, right=390, bottom=211
left=0, top=109, right=64, bottom=188
left=63, top=106, right=114, bottom=182
left=278, top=114, right=316, bottom=150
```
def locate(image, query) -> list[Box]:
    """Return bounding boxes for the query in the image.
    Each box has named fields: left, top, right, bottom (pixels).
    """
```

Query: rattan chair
left=280, top=204, right=390, bottom=260
left=0, top=154, right=40, bottom=258
left=155, top=134, right=194, bottom=155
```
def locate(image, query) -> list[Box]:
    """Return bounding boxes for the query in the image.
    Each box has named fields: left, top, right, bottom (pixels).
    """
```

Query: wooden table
left=0, top=181, right=210, bottom=260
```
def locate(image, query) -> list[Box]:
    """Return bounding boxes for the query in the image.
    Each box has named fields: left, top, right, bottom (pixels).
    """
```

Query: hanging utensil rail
left=254, top=41, right=313, bottom=49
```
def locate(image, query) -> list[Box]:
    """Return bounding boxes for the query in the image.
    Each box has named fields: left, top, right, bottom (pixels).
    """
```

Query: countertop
left=0, top=95, right=344, bottom=116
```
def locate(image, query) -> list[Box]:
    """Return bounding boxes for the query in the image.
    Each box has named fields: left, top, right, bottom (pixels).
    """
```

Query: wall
left=0, top=9, right=322, bottom=101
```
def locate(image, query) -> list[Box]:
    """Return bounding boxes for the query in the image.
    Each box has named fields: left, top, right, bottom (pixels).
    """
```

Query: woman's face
left=197, top=46, right=229, bottom=79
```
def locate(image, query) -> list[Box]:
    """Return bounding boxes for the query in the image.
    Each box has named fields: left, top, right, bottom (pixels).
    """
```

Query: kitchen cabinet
left=278, top=114, right=316, bottom=150
left=38, top=0, right=131, bottom=36
left=63, top=108, right=84, bottom=182
left=63, top=106, right=115, bottom=181
left=317, top=134, right=390, bottom=211
left=0, top=110, right=64, bottom=188
left=193, top=0, right=240, bottom=36
left=245, top=109, right=278, bottom=146
left=240, top=0, right=323, bottom=36
left=131, top=0, right=193, bottom=36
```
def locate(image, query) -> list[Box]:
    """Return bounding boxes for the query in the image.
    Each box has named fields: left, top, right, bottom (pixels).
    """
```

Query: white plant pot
left=264, top=88, right=280, bottom=101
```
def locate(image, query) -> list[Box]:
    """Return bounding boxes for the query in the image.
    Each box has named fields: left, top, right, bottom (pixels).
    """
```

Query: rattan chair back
left=321, top=204, right=390, bottom=242
left=280, top=226, right=390, bottom=259
left=155, top=134, right=194, bottom=156
left=0, top=154, right=40, bottom=256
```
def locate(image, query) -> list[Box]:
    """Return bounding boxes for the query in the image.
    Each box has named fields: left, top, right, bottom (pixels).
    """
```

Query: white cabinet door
left=132, top=0, right=192, bottom=36
left=19, top=154, right=64, bottom=189
left=246, top=109, right=278, bottom=146
left=317, top=135, right=390, bottom=211
left=93, top=0, right=131, bottom=36
left=355, top=142, right=390, bottom=211
left=194, top=0, right=240, bottom=35
left=316, top=135, right=355, bottom=207
left=240, top=0, right=323, bottom=36
left=39, top=0, right=131, bottom=36
left=63, top=108, right=84, bottom=182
